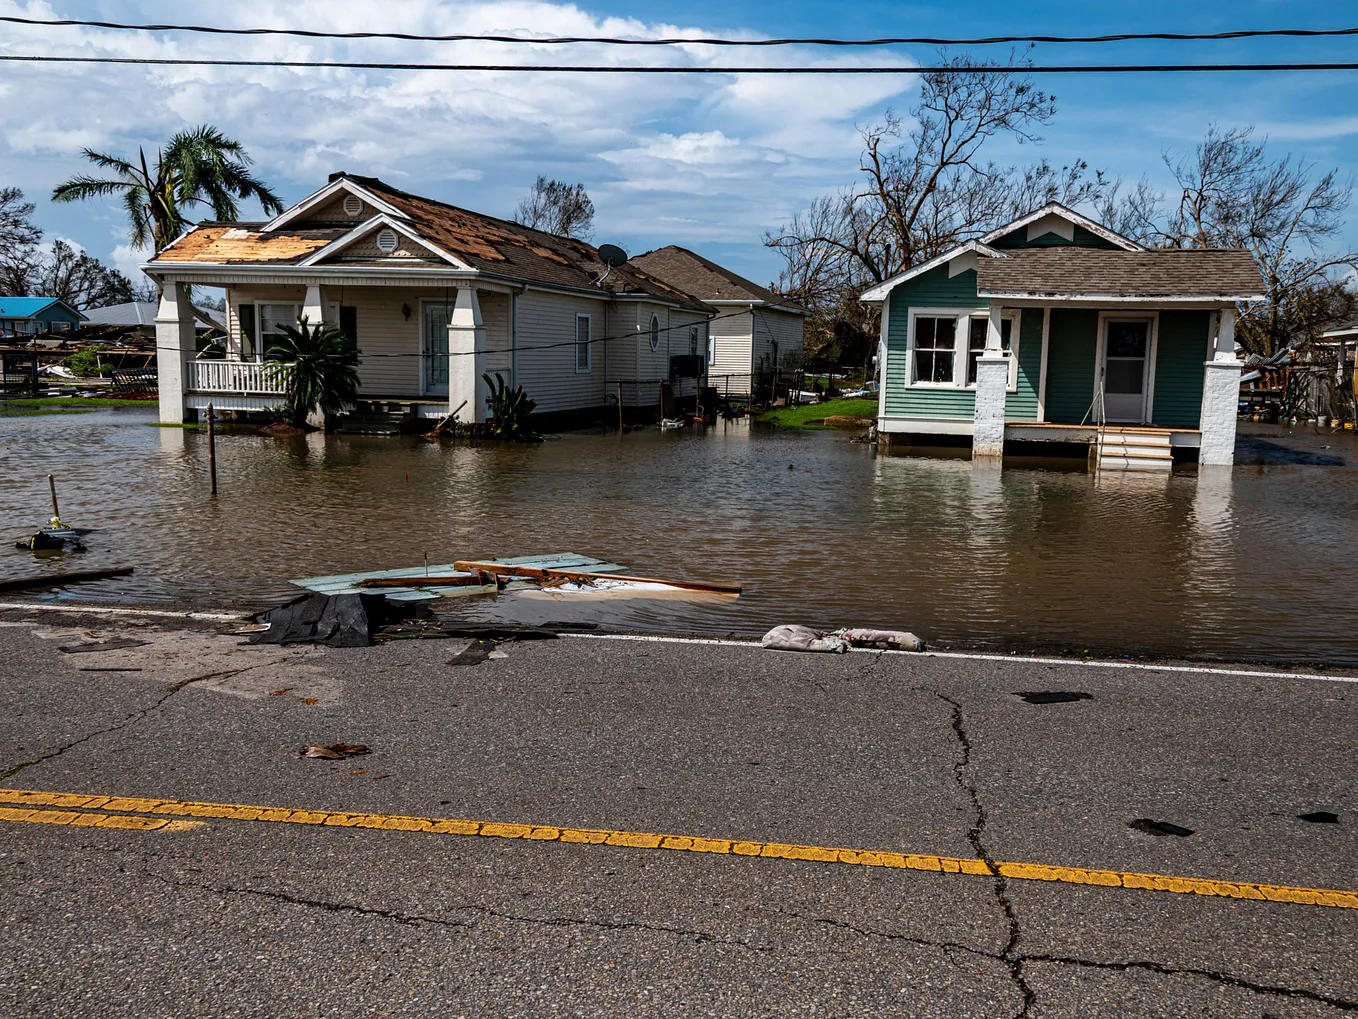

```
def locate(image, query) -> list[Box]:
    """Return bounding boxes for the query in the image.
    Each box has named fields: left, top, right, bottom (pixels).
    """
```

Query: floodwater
left=2, top=407, right=1357, bottom=665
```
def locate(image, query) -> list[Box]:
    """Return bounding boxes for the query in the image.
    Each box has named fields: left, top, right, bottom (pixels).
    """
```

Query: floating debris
left=0, top=566, right=133, bottom=593
left=760, top=624, right=924, bottom=653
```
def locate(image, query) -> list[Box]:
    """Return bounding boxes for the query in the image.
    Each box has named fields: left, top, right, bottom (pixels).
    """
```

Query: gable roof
left=976, top=247, right=1265, bottom=301
left=859, top=241, right=1011, bottom=303
left=629, top=246, right=806, bottom=313
left=0, top=296, right=86, bottom=320
left=981, top=201, right=1145, bottom=252
left=148, top=174, right=712, bottom=313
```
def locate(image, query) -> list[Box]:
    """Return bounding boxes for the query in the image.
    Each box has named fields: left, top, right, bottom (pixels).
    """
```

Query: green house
left=861, top=204, right=1264, bottom=469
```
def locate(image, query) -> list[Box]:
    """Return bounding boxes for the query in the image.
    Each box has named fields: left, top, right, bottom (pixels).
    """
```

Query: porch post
left=301, top=285, right=328, bottom=328
left=972, top=304, right=1008, bottom=458
left=1200, top=307, right=1241, bottom=466
left=447, top=287, right=487, bottom=423
left=154, top=279, right=195, bottom=424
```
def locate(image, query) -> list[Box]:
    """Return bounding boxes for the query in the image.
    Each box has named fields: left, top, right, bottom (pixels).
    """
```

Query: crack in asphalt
left=936, top=692, right=1036, bottom=1018
left=767, top=904, right=992, bottom=968
left=153, top=872, right=765, bottom=950
left=1027, top=954, right=1358, bottom=1013
left=0, top=666, right=258, bottom=782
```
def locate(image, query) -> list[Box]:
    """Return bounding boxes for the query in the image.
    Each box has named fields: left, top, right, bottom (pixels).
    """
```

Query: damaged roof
left=149, top=174, right=711, bottom=312
left=976, top=247, right=1265, bottom=300
left=629, top=245, right=805, bottom=313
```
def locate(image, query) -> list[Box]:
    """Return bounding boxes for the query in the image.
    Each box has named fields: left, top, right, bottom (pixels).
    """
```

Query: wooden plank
left=453, top=561, right=742, bottom=595
left=0, top=567, right=134, bottom=593
left=356, top=575, right=487, bottom=589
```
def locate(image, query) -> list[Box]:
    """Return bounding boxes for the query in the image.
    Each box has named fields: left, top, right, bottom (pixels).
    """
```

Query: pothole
left=1014, top=691, right=1092, bottom=704
left=1128, top=818, right=1194, bottom=837
left=1297, top=811, right=1340, bottom=824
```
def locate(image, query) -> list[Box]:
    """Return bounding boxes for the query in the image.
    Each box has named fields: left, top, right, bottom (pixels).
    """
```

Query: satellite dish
left=598, top=243, right=629, bottom=268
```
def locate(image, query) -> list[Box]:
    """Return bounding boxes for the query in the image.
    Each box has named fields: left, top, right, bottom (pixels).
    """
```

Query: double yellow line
left=2, top=787, right=1353, bottom=910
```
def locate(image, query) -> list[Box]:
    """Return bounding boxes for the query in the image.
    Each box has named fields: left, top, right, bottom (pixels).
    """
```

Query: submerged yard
left=1, top=406, right=1356, bottom=664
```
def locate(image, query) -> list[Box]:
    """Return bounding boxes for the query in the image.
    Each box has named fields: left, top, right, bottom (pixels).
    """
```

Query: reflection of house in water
left=861, top=203, right=1266, bottom=470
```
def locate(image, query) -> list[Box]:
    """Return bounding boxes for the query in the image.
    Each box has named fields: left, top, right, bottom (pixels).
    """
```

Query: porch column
left=447, top=287, right=487, bottom=423
left=154, top=280, right=195, bottom=424
left=301, top=285, right=328, bottom=328
left=972, top=304, right=1008, bottom=458
left=1200, top=307, right=1241, bottom=466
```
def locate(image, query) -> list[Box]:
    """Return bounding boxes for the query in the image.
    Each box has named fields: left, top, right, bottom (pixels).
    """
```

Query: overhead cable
left=3, top=55, right=1358, bottom=73
left=3, top=15, right=1358, bottom=47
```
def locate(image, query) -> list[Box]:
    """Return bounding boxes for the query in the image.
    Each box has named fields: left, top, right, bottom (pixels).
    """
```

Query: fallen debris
left=58, top=638, right=150, bottom=654
left=1015, top=691, right=1093, bottom=704
left=249, top=592, right=427, bottom=648
left=453, top=560, right=743, bottom=596
left=1298, top=811, right=1340, bottom=824
left=0, top=566, right=134, bottom=593
left=299, top=743, right=370, bottom=760
left=449, top=639, right=495, bottom=666
left=760, top=624, right=925, bottom=653
left=1129, top=818, right=1194, bottom=837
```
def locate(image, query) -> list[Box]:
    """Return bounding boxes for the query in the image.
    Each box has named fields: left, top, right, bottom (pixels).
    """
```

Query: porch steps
left=1096, top=428, right=1174, bottom=473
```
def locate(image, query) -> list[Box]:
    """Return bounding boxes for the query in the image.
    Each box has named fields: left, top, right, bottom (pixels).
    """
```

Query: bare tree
left=513, top=176, right=595, bottom=239
left=0, top=186, right=43, bottom=295
left=1099, top=126, right=1358, bottom=354
left=767, top=51, right=1109, bottom=365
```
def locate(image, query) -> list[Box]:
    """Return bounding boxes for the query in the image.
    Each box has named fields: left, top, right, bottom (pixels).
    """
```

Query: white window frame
left=1094, top=310, right=1160, bottom=424
left=649, top=314, right=660, bottom=352
left=904, top=307, right=1021, bottom=393
left=575, top=313, right=592, bottom=372
left=236, top=302, right=301, bottom=363
left=963, top=310, right=1021, bottom=392
left=689, top=325, right=700, bottom=357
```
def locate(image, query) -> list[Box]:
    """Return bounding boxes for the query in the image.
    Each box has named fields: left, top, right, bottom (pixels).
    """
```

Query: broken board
left=291, top=553, right=629, bottom=602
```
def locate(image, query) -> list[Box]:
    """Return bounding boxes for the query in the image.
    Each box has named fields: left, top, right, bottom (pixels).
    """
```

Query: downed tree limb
left=452, top=560, right=743, bottom=595
left=0, top=566, right=134, bottom=593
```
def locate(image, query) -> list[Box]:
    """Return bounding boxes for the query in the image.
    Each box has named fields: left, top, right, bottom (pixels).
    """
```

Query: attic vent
left=375, top=229, right=399, bottom=253
left=342, top=194, right=363, bottom=217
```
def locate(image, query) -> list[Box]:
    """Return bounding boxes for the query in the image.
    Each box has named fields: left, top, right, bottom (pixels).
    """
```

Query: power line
left=3, top=55, right=1358, bottom=73
left=3, top=15, right=1358, bottom=47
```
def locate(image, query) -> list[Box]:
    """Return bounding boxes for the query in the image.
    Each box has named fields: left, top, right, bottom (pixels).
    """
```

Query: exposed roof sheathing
left=150, top=174, right=710, bottom=311
left=629, top=245, right=805, bottom=312
left=976, top=247, right=1265, bottom=299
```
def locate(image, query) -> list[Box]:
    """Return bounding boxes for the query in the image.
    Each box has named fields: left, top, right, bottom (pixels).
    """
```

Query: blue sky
left=1, top=0, right=1355, bottom=288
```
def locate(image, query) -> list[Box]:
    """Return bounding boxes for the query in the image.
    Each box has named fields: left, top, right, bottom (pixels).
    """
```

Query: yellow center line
left=2, top=787, right=1353, bottom=910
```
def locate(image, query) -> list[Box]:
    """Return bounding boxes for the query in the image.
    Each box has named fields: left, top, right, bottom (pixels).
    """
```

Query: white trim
left=264, top=178, right=411, bottom=232
left=575, top=312, right=592, bottom=372
left=418, top=297, right=453, bottom=398
left=877, top=415, right=975, bottom=435
left=963, top=308, right=1020, bottom=392
left=977, top=289, right=1265, bottom=304
left=980, top=201, right=1145, bottom=252
left=1026, top=212, right=1075, bottom=243
left=1320, top=323, right=1358, bottom=339
left=1037, top=307, right=1051, bottom=422
left=859, top=241, right=1010, bottom=303
left=905, top=307, right=970, bottom=388
left=876, top=297, right=890, bottom=423
left=1094, top=311, right=1160, bottom=425
left=296, top=215, right=474, bottom=271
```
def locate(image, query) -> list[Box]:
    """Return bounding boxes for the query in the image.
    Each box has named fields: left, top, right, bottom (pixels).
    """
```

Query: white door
left=1101, top=319, right=1152, bottom=423
left=422, top=303, right=450, bottom=397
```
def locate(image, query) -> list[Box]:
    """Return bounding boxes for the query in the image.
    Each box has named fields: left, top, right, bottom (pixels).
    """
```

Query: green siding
left=1004, top=309, right=1043, bottom=421
left=883, top=265, right=983, bottom=419
left=882, top=264, right=1043, bottom=421
left=1043, top=309, right=1099, bottom=423
left=990, top=224, right=1119, bottom=249
left=1152, top=311, right=1209, bottom=427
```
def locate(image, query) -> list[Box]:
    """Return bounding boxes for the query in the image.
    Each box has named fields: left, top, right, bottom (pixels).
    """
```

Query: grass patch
left=0, top=396, right=156, bottom=416
left=757, top=398, right=878, bottom=429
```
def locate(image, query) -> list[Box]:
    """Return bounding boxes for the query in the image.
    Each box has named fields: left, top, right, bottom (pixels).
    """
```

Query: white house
left=629, top=246, right=805, bottom=397
left=143, top=173, right=714, bottom=430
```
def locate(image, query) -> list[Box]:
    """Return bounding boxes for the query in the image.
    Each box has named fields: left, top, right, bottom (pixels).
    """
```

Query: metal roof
left=0, top=297, right=86, bottom=320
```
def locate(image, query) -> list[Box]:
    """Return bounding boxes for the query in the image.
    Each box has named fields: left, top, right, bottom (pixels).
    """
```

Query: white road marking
left=0, top=602, right=243, bottom=622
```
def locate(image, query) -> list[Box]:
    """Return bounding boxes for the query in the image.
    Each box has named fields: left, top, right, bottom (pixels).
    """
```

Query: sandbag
left=841, top=628, right=925, bottom=652
left=760, top=624, right=850, bottom=654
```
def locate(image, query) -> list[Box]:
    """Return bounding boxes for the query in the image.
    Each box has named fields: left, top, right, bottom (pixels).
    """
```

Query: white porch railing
left=191, top=359, right=290, bottom=395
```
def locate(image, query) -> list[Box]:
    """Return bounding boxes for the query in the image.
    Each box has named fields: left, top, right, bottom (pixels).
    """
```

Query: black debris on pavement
left=1298, top=811, right=1340, bottom=824
left=1129, top=818, right=1195, bottom=837
left=58, top=638, right=151, bottom=654
left=1014, top=690, right=1093, bottom=704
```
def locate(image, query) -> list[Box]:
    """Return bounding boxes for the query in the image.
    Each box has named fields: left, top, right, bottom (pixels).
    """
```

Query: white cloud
left=0, top=0, right=922, bottom=280
left=111, top=242, right=153, bottom=280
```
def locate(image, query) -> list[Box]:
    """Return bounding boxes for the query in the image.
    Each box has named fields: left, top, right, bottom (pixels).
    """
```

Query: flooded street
left=2, top=407, right=1356, bottom=664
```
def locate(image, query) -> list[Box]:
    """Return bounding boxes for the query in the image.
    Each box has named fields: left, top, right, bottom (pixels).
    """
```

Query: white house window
left=649, top=314, right=660, bottom=352
left=576, top=314, right=591, bottom=371
left=913, top=316, right=958, bottom=384
left=689, top=325, right=700, bottom=356
left=966, top=316, right=1014, bottom=385
left=707, top=334, right=715, bottom=365
left=376, top=228, right=399, bottom=253
left=238, top=303, right=300, bottom=361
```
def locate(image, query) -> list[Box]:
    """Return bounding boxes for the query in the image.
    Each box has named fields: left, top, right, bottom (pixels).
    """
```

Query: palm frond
left=51, top=175, right=134, bottom=203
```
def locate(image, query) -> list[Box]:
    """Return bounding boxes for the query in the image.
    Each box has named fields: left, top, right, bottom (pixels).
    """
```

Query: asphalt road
left=0, top=605, right=1354, bottom=1018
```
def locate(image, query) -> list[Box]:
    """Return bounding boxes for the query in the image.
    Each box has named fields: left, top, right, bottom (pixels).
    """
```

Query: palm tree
left=51, top=125, right=284, bottom=253
left=265, top=317, right=360, bottom=428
